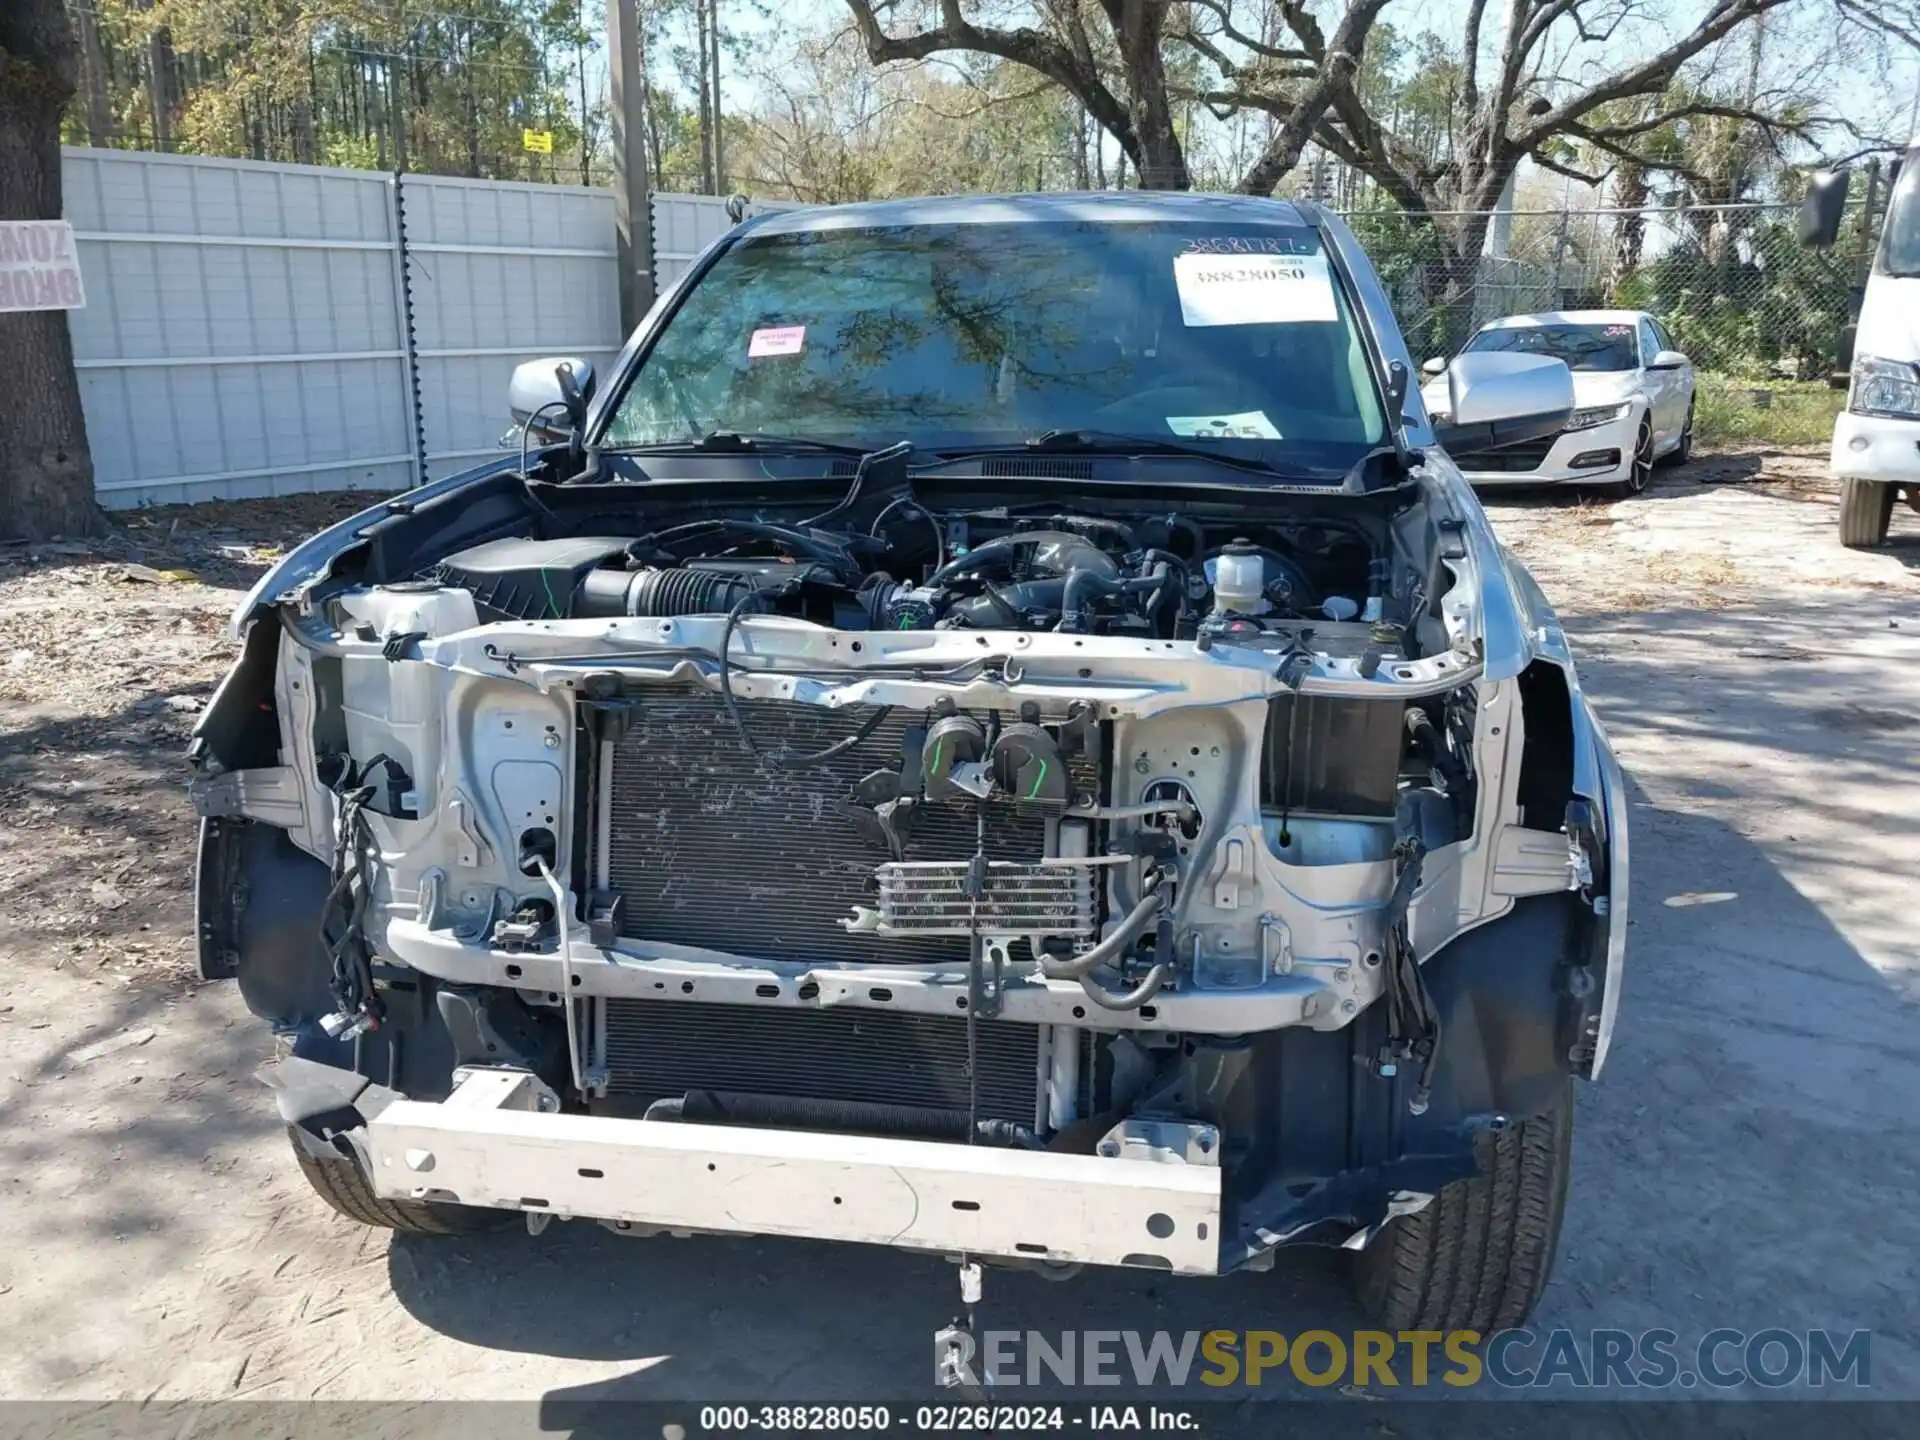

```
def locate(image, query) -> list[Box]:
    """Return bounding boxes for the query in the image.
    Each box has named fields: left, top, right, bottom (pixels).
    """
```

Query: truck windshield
left=1875, top=149, right=1920, bottom=279
left=602, top=220, right=1387, bottom=468
left=1463, top=321, right=1639, bottom=371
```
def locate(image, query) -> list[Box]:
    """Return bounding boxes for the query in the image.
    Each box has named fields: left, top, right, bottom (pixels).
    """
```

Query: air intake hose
left=575, top=566, right=759, bottom=618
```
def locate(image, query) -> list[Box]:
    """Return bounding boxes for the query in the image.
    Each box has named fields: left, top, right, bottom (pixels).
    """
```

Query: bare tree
left=839, top=0, right=1392, bottom=193
left=1206, top=0, right=1833, bottom=336
left=0, top=0, right=104, bottom=540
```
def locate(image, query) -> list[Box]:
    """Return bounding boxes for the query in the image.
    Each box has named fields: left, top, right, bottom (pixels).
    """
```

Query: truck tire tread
left=288, top=1127, right=510, bottom=1235
left=1838, top=478, right=1895, bottom=549
left=1352, top=1080, right=1572, bottom=1332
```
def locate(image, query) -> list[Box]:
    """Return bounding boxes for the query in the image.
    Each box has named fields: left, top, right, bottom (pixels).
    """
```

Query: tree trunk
left=0, top=0, right=106, bottom=540
left=73, top=2, right=112, bottom=146
left=147, top=24, right=174, bottom=150
left=695, top=0, right=715, bottom=192
left=1427, top=211, right=1494, bottom=357
left=1115, top=5, right=1187, bottom=189
left=1609, top=162, right=1649, bottom=298
left=293, top=37, right=316, bottom=165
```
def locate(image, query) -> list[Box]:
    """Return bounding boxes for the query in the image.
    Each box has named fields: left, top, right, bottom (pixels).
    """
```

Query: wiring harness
left=316, top=754, right=409, bottom=1041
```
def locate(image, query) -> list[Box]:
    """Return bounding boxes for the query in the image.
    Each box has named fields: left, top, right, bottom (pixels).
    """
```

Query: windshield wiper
left=607, top=430, right=873, bottom=456
left=933, top=429, right=1316, bottom=479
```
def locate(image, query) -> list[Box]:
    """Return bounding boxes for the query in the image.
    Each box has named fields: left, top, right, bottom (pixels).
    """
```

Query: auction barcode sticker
left=1174, top=250, right=1334, bottom=327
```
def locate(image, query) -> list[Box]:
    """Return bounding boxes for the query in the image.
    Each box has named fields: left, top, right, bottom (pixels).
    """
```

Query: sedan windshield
left=1465, top=322, right=1639, bottom=372
left=602, top=220, right=1387, bottom=469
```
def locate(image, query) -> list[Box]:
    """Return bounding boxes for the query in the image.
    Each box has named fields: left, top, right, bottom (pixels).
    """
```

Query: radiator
left=597, top=690, right=1068, bottom=965
left=600, top=999, right=1043, bottom=1127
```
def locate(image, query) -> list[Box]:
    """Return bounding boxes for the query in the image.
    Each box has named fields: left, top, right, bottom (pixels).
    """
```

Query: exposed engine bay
left=426, top=501, right=1380, bottom=638
left=194, top=458, right=1614, bottom=1269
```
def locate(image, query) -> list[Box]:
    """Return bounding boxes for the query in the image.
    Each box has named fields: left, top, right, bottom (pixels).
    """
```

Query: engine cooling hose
left=1405, top=707, right=1467, bottom=793
left=1079, top=960, right=1172, bottom=1012
left=642, top=1089, right=1043, bottom=1148
left=1059, top=563, right=1169, bottom=632
left=1037, top=884, right=1167, bottom=981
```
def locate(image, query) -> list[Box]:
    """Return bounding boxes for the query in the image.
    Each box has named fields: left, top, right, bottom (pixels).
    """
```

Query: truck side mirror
left=1799, top=169, right=1851, bottom=249
left=508, top=357, right=596, bottom=437
left=1431, top=352, right=1574, bottom=455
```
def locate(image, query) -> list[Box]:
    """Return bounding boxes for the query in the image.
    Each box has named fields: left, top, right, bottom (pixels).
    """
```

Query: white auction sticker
left=1173, top=250, right=1334, bottom=327
left=748, top=325, right=805, bottom=358
left=1166, top=410, right=1281, bottom=439
left=0, top=221, right=85, bottom=312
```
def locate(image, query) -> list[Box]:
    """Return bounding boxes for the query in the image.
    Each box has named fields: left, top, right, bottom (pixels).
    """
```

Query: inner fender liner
left=189, top=614, right=283, bottom=774
left=203, top=819, right=502, bottom=1108
left=196, top=817, right=332, bottom=1017
left=1217, top=893, right=1580, bottom=1268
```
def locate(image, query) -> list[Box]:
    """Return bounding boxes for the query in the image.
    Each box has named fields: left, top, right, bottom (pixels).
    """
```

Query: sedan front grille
left=1450, top=432, right=1562, bottom=472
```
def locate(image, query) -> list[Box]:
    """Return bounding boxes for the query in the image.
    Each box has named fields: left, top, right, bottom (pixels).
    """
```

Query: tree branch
left=839, top=0, right=1142, bottom=164
left=1578, top=99, right=1823, bottom=143
left=1533, top=148, right=1611, bottom=185
left=1511, top=0, right=1796, bottom=153
left=1235, top=0, right=1391, bottom=196
left=1461, top=0, right=1489, bottom=114
left=1181, top=0, right=1313, bottom=63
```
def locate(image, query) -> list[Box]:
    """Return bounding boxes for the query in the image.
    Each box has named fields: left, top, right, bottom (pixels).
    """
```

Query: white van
left=1806, top=142, right=1920, bottom=547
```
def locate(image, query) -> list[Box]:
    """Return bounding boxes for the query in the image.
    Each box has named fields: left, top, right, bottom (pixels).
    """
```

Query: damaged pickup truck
left=192, top=192, right=1625, bottom=1335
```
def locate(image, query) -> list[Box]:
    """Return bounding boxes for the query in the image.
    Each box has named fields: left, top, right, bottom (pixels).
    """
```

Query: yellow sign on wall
left=522, top=129, right=553, bottom=154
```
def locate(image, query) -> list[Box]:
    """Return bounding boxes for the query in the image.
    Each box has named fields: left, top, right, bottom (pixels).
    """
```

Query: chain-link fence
left=1335, top=201, right=1872, bottom=384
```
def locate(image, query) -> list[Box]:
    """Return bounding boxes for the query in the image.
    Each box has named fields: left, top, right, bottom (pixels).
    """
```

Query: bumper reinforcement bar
left=365, top=1070, right=1224, bottom=1274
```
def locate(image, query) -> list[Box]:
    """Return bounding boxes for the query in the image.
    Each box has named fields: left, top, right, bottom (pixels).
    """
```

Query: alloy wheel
left=1625, top=423, right=1654, bottom=494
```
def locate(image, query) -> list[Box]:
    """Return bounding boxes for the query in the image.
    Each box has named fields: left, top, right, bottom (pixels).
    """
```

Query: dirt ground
left=1, top=449, right=1918, bottom=1411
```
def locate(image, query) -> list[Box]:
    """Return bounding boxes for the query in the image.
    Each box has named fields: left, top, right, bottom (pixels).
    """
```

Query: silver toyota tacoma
left=191, top=192, right=1626, bottom=1337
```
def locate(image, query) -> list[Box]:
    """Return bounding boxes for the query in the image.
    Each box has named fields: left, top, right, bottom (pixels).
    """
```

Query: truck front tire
left=288, top=1127, right=511, bottom=1235
left=1351, top=1078, right=1573, bottom=1331
left=1838, top=477, right=1895, bottom=548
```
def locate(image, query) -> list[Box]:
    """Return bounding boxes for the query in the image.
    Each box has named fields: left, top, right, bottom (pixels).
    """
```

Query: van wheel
left=1351, top=1080, right=1572, bottom=1331
left=288, top=1127, right=511, bottom=1235
left=1838, top=478, right=1895, bottom=549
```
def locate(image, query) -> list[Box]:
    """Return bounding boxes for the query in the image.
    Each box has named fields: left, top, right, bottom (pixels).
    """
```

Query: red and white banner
left=0, top=221, right=86, bottom=312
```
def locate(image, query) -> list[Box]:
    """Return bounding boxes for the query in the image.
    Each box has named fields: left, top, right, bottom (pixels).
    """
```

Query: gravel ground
left=1, top=451, right=1917, bottom=1413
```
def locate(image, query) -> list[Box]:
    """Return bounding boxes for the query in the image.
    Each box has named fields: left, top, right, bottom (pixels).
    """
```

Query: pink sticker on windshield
left=749, top=325, right=806, bottom=358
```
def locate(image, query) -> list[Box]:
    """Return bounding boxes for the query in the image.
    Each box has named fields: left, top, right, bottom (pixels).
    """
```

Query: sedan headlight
left=1566, top=403, right=1631, bottom=431
left=1849, top=356, right=1920, bottom=421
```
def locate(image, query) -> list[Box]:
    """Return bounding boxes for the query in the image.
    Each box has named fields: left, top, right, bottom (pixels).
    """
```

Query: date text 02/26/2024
left=695, top=1405, right=1197, bottom=1432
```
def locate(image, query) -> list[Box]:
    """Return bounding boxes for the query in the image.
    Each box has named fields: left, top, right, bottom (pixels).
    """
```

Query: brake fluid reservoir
left=1210, top=540, right=1269, bottom=616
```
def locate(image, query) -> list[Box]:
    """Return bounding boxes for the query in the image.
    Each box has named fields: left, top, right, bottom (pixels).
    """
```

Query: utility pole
left=695, top=0, right=714, bottom=192
left=609, top=0, right=655, bottom=332
left=710, top=0, right=725, bottom=193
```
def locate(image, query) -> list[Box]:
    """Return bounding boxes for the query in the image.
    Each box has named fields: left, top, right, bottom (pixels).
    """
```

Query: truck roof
left=745, top=190, right=1316, bottom=236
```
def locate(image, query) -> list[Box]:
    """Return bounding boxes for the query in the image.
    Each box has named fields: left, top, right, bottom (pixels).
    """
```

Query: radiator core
left=597, top=691, right=1058, bottom=965
left=600, top=999, right=1044, bottom=1127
